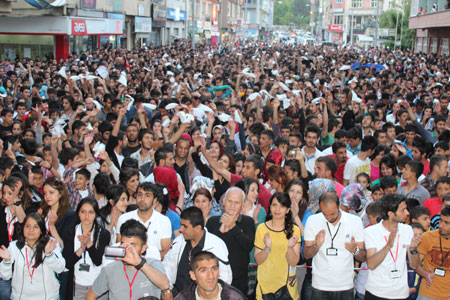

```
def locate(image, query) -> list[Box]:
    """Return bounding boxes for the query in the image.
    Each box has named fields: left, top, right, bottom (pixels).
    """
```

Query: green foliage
left=379, top=0, right=415, bottom=49
left=273, top=0, right=310, bottom=25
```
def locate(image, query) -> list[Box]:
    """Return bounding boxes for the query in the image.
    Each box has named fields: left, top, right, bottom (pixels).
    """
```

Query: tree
left=273, top=0, right=310, bottom=26
left=379, top=0, right=415, bottom=49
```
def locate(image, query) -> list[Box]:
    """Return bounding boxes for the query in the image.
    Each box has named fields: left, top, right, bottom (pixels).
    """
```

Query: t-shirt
left=302, top=147, right=326, bottom=175
left=116, top=209, right=172, bottom=255
left=304, top=211, right=364, bottom=291
left=418, top=230, right=450, bottom=300
left=343, top=155, right=371, bottom=184
left=423, top=197, right=442, bottom=218
left=364, top=222, right=414, bottom=299
left=254, top=222, right=301, bottom=300
left=166, top=209, right=181, bottom=239
left=327, top=154, right=349, bottom=185
left=92, top=259, right=165, bottom=300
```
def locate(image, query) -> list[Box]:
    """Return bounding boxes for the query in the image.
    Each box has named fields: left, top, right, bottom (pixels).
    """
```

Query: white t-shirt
left=343, top=155, right=371, bottom=184
left=304, top=211, right=364, bottom=291
left=73, top=224, right=103, bottom=286
left=364, top=222, right=414, bottom=299
left=116, top=209, right=172, bottom=255
left=301, top=147, right=325, bottom=175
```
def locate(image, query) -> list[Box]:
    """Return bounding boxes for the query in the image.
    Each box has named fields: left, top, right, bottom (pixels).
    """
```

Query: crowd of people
left=0, top=40, right=449, bottom=300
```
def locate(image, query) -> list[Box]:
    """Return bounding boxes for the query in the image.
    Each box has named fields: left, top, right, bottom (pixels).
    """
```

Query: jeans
left=312, top=287, right=354, bottom=300
left=301, top=277, right=313, bottom=300
left=0, top=278, right=11, bottom=300
left=364, top=291, right=408, bottom=300
left=59, top=271, right=69, bottom=300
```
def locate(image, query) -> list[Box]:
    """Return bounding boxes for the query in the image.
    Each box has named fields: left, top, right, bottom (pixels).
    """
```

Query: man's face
left=334, top=147, right=347, bottom=163
left=413, top=214, right=431, bottom=231
left=281, top=128, right=290, bottom=139
left=320, top=201, right=340, bottom=223
left=305, top=132, right=318, bottom=148
left=85, top=98, right=95, bottom=111
left=393, top=201, right=409, bottom=223
left=439, top=215, right=450, bottom=237
left=223, top=190, right=243, bottom=218
left=437, top=183, right=450, bottom=200
left=141, top=133, right=153, bottom=150
left=436, top=121, right=446, bottom=134
left=314, top=161, right=328, bottom=179
left=412, top=147, right=423, bottom=161
left=377, top=133, right=387, bottom=146
left=2, top=112, right=13, bottom=125
left=402, top=164, right=415, bottom=181
left=242, top=161, right=258, bottom=179
left=436, top=160, right=449, bottom=177
left=289, top=136, right=300, bottom=147
left=22, top=89, right=30, bottom=99
left=136, top=188, right=154, bottom=212
left=348, top=137, right=359, bottom=149
left=126, top=126, right=138, bottom=143
left=383, top=186, right=398, bottom=195
left=179, top=219, right=197, bottom=241
left=440, top=98, right=449, bottom=110
left=276, top=144, right=288, bottom=157
left=259, top=134, right=271, bottom=149
left=17, top=106, right=26, bottom=117
left=189, top=259, right=220, bottom=293
left=362, top=115, right=372, bottom=128
left=386, top=128, right=396, bottom=140
left=162, top=153, right=174, bottom=168
left=176, top=140, right=190, bottom=160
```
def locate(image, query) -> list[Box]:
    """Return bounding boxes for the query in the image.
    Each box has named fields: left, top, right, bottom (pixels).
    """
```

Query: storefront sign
left=204, top=21, right=211, bottom=30
left=81, top=0, right=96, bottom=9
left=328, top=24, right=343, bottom=32
left=72, top=19, right=88, bottom=35
left=166, top=8, right=187, bottom=21
left=211, top=5, right=218, bottom=24
left=135, top=17, right=152, bottom=33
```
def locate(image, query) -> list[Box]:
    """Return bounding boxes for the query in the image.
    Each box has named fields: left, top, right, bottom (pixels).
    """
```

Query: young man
left=122, top=123, right=141, bottom=157
left=398, top=160, right=431, bottom=205
left=402, top=124, right=417, bottom=158
left=315, top=156, right=345, bottom=197
left=415, top=206, right=450, bottom=300
left=420, top=154, right=449, bottom=198
left=380, top=176, right=399, bottom=195
left=173, top=137, right=192, bottom=192
left=382, top=122, right=398, bottom=147
left=106, top=107, right=128, bottom=168
left=174, top=251, right=245, bottom=300
left=0, top=108, right=13, bottom=136
left=206, top=187, right=255, bottom=295
left=304, top=192, right=366, bottom=300
left=412, top=139, right=430, bottom=176
left=424, top=177, right=450, bottom=218
left=163, top=207, right=232, bottom=294
left=328, top=141, right=349, bottom=185
left=343, top=136, right=377, bottom=186
left=302, top=125, right=325, bottom=175
left=86, top=220, right=171, bottom=300
left=346, top=127, right=362, bottom=156
left=64, top=167, right=94, bottom=210
left=116, top=182, right=172, bottom=259
left=259, top=129, right=274, bottom=158
left=364, top=194, right=422, bottom=300
left=410, top=206, right=431, bottom=231
left=130, top=129, right=154, bottom=177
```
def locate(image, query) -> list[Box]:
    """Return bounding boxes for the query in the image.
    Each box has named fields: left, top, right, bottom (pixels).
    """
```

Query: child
left=380, top=175, right=398, bottom=194
left=424, top=177, right=450, bottom=217
left=410, top=206, right=431, bottom=230
left=370, top=184, right=384, bottom=202
left=64, top=166, right=94, bottom=210
left=357, top=173, right=372, bottom=199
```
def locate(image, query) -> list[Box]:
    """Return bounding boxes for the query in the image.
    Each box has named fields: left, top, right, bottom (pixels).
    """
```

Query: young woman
left=266, top=165, right=290, bottom=193
left=254, top=192, right=301, bottom=300
left=99, top=185, right=128, bottom=245
left=0, top=213, right=65, bottom=300
left=153, top=183, right=181, bottom=239
left=119, top=168, right=139, bottom=210
left=369, top=145, right=388, bottom=182
left=285, top=179, right=310, bottom=236
left=41, top=177, right=77, bottom=300
left=65, top=198, right=110, bottom=300
left=192, top=188, right=213, bottom=223
left=371, top=154, right=400, bottom=187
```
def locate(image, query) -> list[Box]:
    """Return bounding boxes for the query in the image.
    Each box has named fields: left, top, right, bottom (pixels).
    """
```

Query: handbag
left=261, top=285, right=292, bottom=300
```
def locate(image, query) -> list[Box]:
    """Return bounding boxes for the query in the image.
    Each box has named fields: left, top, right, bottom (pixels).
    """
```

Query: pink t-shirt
left=334, top=181, right=344, bottom=198
left=370, top=163, right=380, bottom=183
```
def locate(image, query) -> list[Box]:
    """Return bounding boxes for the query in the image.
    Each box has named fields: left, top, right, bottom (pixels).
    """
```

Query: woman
left=233, top=153, right=245, bottom=176
left=369, top=146, right=388, bottom=182
left=266, top=165, right=290, bottom=193
left=285, top=180, right=310, bottom=236
left=152, top=119, right=163, bottom=140
left=153, top=183, right=181, bottom=239
left=371, top=154, right=400, bottom=187
left=255, top=192, right=301, bottom=300
left=65, top=198, right=110, bottom=300
left=0, top=213, right=65, bottom=300
left=99, top=185, right=128, bottom=245
left=119, top=168, right=139, bottom=210
left=41, top=177, right=77, bottom=300
left=192, top=188, right=213, bottom=223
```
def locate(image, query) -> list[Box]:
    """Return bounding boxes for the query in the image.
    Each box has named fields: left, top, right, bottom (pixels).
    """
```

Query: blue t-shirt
left=166, top=209, right=181, bottom=239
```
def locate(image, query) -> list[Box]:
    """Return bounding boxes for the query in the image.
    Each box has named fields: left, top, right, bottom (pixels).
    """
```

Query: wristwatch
left=135, top=257, right=146, bottom=270
left=161, top=288, right=172, bottom=296
left=353, top=248, right=360, bottom=256
left=13, top=200, right=22, bottom=207
left=409, top=247, right=418, bottom=255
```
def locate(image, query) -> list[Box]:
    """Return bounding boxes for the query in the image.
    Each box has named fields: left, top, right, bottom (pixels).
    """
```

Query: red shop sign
left=328, top=25, right=343, bottom=32
left=72, top=20, right=88, bottom=35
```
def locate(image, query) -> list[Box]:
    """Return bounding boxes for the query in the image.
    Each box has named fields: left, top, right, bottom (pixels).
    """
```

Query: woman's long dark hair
left=17, top=213, right=49, bottom=268
left=4, top=176, right=32, bottom=211
left=41, top=177, right=71, bottom=223
left=266, top=192, right=294, bottom=239
left=76, top=197, right=102, bottom=247
left=285, top=179, right=308, bottom=220
left=100, top=185, right=128, bottom=224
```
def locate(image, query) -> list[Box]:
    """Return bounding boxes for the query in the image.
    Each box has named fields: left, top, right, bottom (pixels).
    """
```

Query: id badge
left=434, top=268, right=446, bottom=277
left=389, top=270, right=400, bottom=279
left=79, top=263, right=90, bottom=272
left=326, top=247, right=338, bottom=256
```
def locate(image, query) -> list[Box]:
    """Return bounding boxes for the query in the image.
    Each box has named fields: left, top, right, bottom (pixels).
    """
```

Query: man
left=106, top=107, right=128, bottom=168
left=304, top=192, right=366, bottom=300
left=302, top=125, right=325, bottom=175
left=315, top=156, right=345, bottom=197
left=380, top=176, right=398, bottom=195
left=116, top=182, right=172, bottom=259
left=420, top=155, right=449, bottom=198
left=382, top=122, right=398, bottom=147
left=424, top=177, right=450, bottom=218
left=86, top=220, right=171, bottom=300
left=398, top=160, right=431, bottom=204
left=364, top=194, right=421, bottom=300
left=412, top=138, right=430, bottom=176
left=130, top=128, right=154, bottom=177
left=174, top=251, right=245, bottom=300
left=328, top=141, right=349, bottom=185
left=0, top=108, right=13, bottom=136
left=402, top=124, right=417, bottom=158
left=143, top=146, right=176, bottom=183
left=174, top=137, right=191, bottom=192
left=122, top=123, right=141, bottom=157
left=343, top=136, right=377, bottom=186
left=362, top=114, right=374, bottom=138
left=346, top=127, right=362, bottom=156
left=163, top=207, right=232, bottom=294
left=206, top=187, right=255, bottom=295
left=259, top=129, right=274, bottom=158
left=70, top=120, right=86, bottom=145
left=415, top=206, right=450, bottom=300
left=374, top=130, right=387, bottom=146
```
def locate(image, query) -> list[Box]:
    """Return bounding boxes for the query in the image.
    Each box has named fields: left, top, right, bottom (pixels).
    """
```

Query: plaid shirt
left=63, top=165, right=94, bottom=210
left=420, top=174, right=437, bottom=198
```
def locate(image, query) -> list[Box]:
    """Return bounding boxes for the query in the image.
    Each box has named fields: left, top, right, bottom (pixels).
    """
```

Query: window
left=371, top=0, right=378, bottom=7
left=333, top=15, right=343, bottom=24
left=440, top=38, right=449, bottom=55
left=415, top=37, right=421, bottom=53
left=423, top=37, right=428, bottom=53
left=336, top=0, right=342, bottom=3
left=430, top=37, right=438, bottom=53
left=352, top=0, right=362, bottom=7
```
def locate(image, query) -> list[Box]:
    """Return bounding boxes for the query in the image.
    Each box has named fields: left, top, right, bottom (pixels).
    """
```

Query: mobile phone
left=104, top=246, right=126, bottom=258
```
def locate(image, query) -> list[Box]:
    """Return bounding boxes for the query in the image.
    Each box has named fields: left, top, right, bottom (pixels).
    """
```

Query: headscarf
left=153, top=166, right=180, bottom=202
left=263, top=149, right=283, bottom=182
left=308, top=178, right=335, bottom=213
left=339, top=183, right=367, bottom=212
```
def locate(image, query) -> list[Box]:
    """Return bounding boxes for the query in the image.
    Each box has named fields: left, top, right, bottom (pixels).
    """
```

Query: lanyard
left=25, top=248, right=35, bottom=282
left=384, top=234, right=400, bottom=268
left=7, top=215, right=17, bottom=242
left=439, top=236, right=450, bottom=268
left=83, top=250, right=87, bottom=264
left=123, top=265, right=140, bottom=300
left=326, top=222, right=341, bottom=248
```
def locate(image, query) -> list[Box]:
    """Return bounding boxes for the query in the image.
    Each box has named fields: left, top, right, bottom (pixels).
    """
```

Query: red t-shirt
left=424, top=197, right=442, bottom=217
left=329, top=155, right=347, bottom=184
left=231, top=174, right=270, bottom=213
left=422, top=160, right=430, bottom=176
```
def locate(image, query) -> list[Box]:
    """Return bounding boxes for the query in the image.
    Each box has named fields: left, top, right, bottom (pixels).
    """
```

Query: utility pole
left=394, top=0, right=399, bottom=50
left=349, top=13, right=353, bottom=45
left=192, top=0, right=196, bottom=49
left=374, top=0, right=380, bottom=48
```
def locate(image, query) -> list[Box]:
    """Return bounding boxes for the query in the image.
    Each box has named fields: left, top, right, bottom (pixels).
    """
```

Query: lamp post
left=192, top=0, right=195, bottom=49
left=373, top=0, right=381, bottom=47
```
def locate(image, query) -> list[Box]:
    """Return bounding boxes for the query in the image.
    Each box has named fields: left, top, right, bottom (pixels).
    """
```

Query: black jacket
left=174, top=280, right=247, bottom=300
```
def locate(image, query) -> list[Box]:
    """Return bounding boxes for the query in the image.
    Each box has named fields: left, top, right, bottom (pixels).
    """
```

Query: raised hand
left=0, top=245, right=11, bottom=262
left=44, top=238, right=58, bottom=255
left=288, top=235, right=299, bottom=248
left=48, top=210, right=58, bottom=226
left=118, top=243, right=142, bottom=267
left=410, top=233, right=422, bottom=249
left=263, top=232, right=272, bottom=249
left=345, top=236, right=357, bottom=253
left=315, top=230, right=326, bottom=248
left=387, top=226, right=398, bottom=248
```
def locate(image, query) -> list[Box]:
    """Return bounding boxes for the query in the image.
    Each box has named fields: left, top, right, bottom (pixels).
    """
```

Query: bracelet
left=161, top=289, right=172, bottom=295
left=409, top=247, right=418, bottom=255
left=263, top=246, right=271, bottom=254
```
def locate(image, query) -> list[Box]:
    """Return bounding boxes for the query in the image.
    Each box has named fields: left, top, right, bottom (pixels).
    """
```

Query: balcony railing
left=409, top=9, right=450, bottom=29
